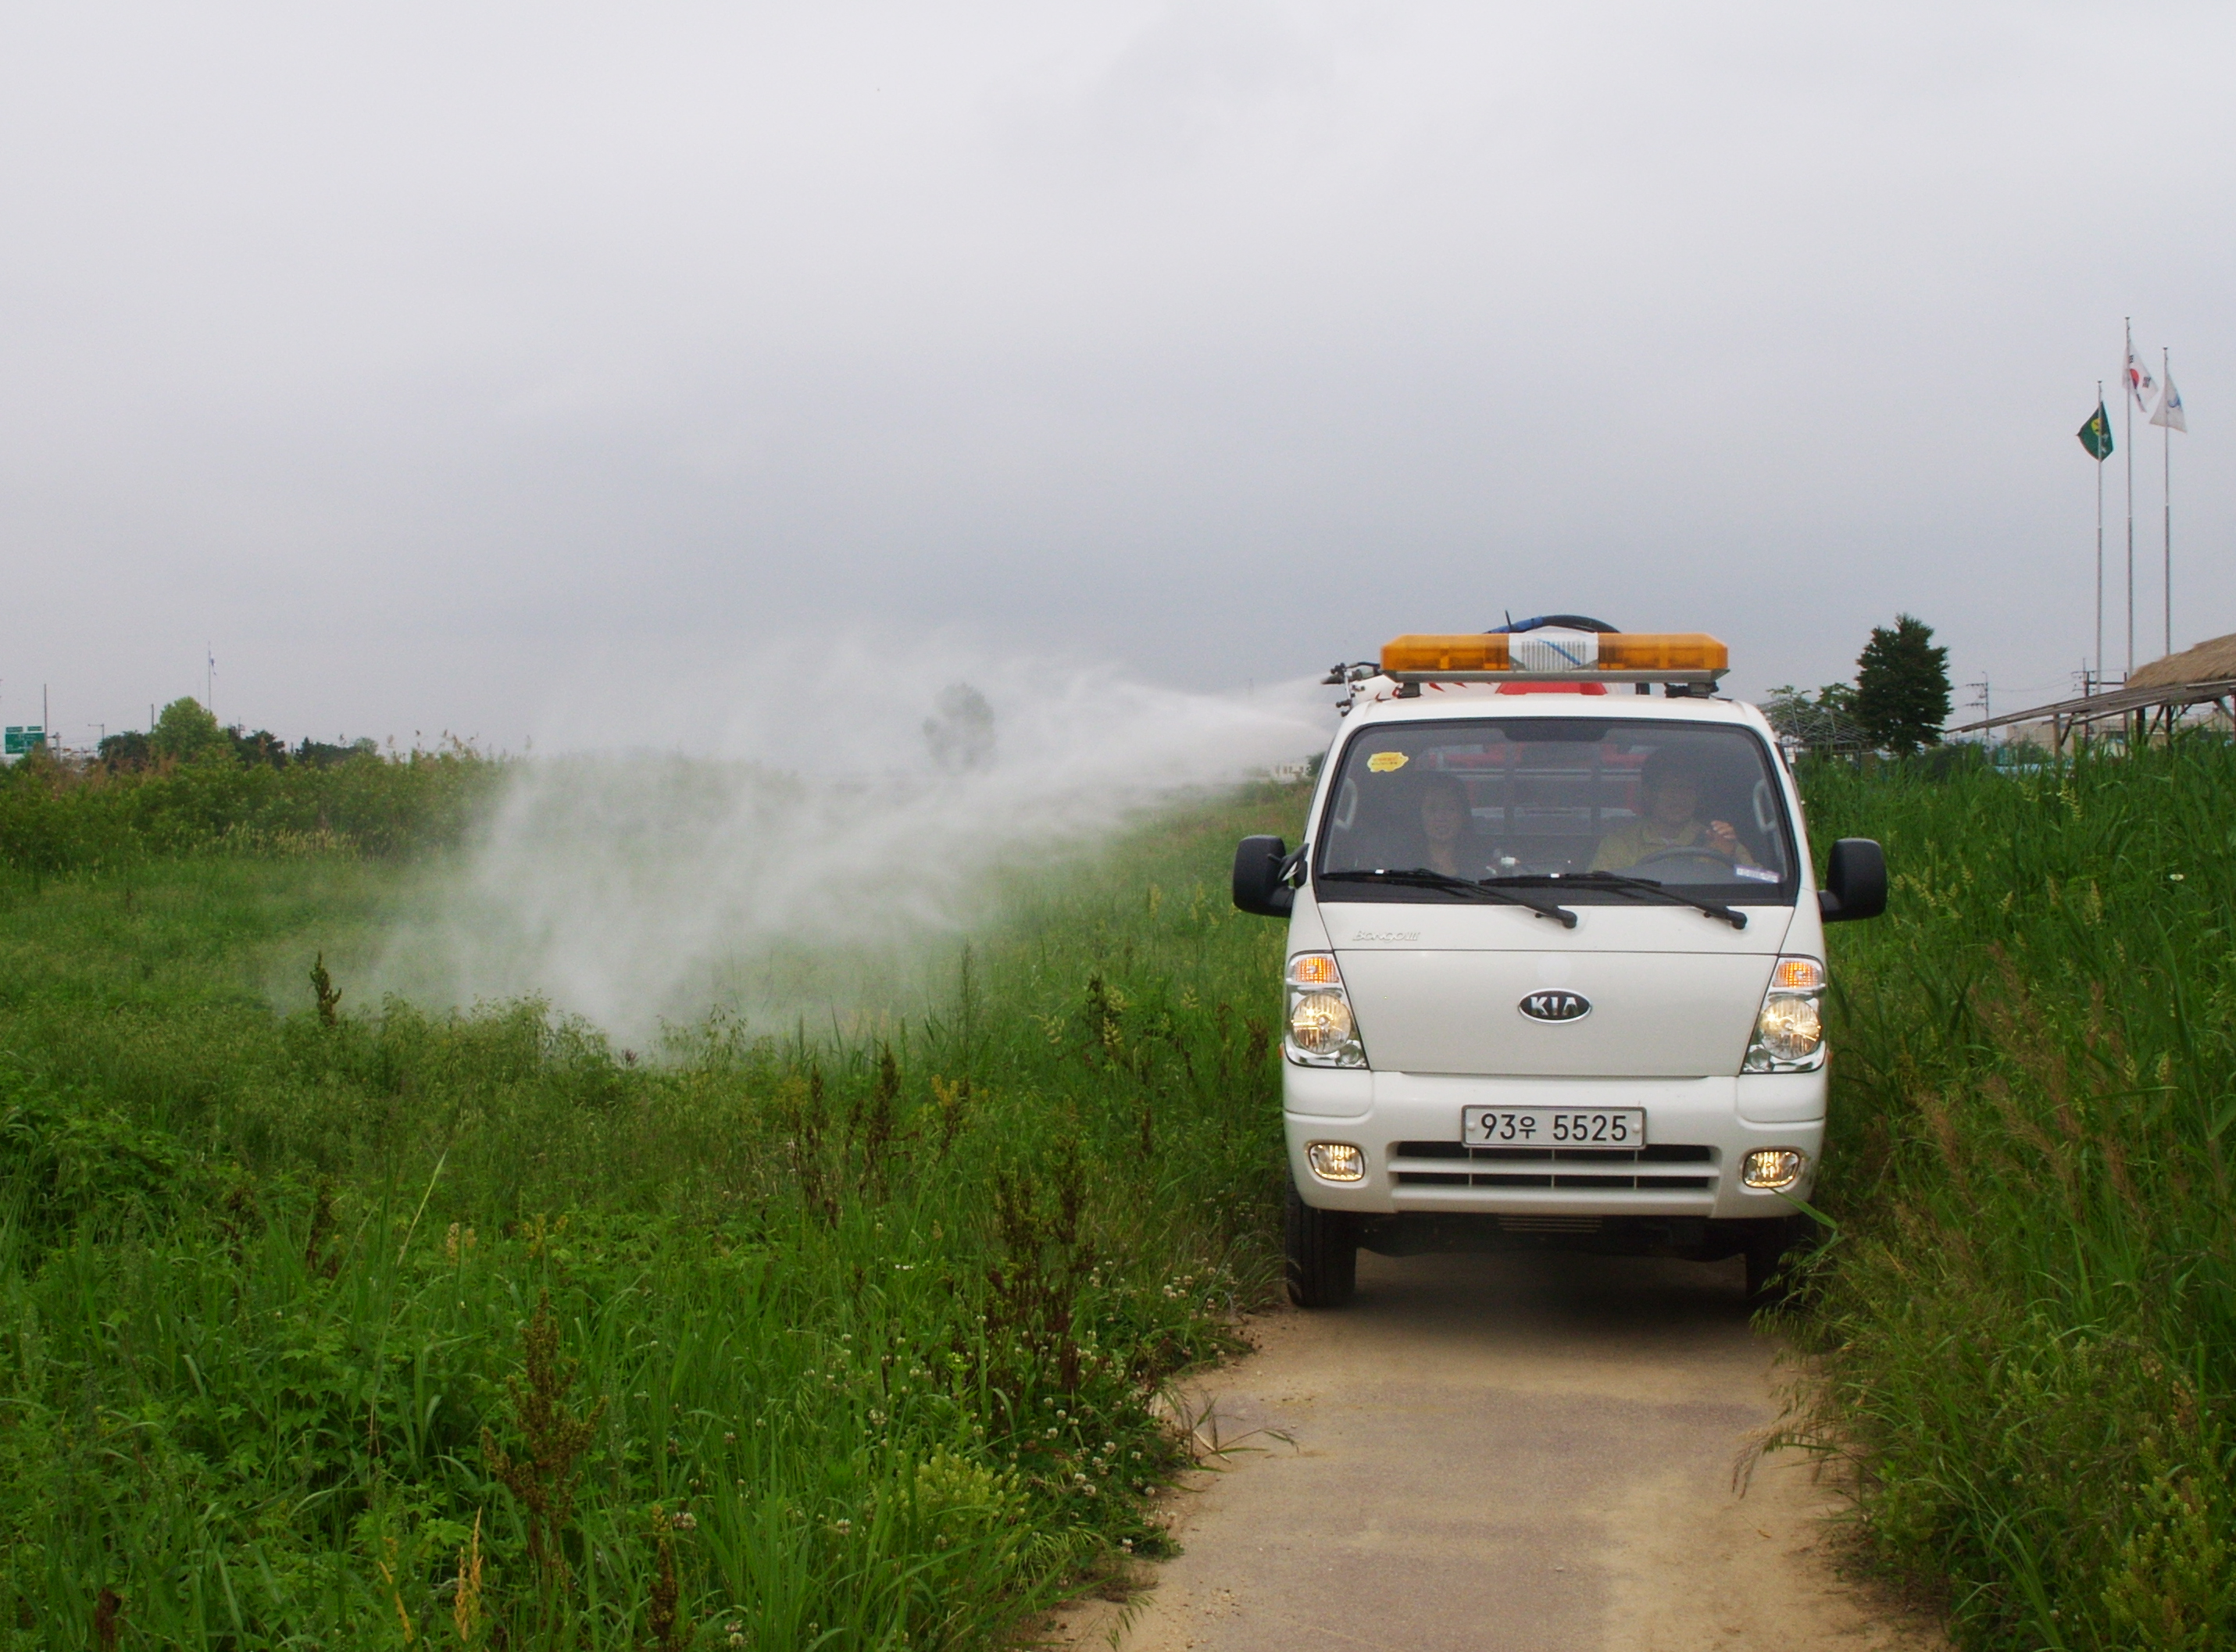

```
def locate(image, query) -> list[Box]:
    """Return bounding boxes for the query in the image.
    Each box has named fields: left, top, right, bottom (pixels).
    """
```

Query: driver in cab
left=1591, top=752, right=1757, bottom=874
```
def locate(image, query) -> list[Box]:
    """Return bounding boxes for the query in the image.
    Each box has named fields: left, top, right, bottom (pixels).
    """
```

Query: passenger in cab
left=1591, top=751, right=1757, bottom=873
left=1416, top=773, right=1471, bottom=879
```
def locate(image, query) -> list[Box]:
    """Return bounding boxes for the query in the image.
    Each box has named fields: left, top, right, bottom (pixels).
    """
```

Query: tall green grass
left=0, top=745, right=495, bottom=879
left=1800, top=740, right=2236, bottom=1650
left=0, top=785, right=1304, bottom=1649
left=32, top=732, right=2229, bottom=1649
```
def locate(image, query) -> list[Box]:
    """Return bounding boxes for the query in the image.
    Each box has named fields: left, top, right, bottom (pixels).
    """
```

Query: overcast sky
left=2, top=1, right=2229, bottom=753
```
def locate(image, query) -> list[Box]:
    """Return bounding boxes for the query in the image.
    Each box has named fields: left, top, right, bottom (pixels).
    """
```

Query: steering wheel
left=1629, top=847, right=1741, bottom=879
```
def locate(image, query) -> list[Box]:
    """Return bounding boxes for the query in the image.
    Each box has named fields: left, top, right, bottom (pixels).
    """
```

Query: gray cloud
left=2, top=0, right=2229, bottom=747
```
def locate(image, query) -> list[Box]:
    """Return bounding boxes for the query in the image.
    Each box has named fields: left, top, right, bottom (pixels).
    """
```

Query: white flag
left=2126, top=342, right=2159, bottom=410
left=2152, top=373, right=2188, bottom=433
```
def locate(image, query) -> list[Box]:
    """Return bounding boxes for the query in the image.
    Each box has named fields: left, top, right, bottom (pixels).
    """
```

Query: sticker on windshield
left=1732, top=865, right=1780, bottom=883
left=1366, top=751, right=1409, bottom=773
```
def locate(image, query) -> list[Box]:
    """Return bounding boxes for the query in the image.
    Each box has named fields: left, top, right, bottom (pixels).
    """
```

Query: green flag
left=2077, top=400, right=2113, bottom=461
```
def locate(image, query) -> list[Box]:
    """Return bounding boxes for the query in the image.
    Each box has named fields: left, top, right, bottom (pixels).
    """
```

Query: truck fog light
left=1306, top=1141, right=1366, bottom=1182
left=1741, top=1149, right=1806, bottom=1190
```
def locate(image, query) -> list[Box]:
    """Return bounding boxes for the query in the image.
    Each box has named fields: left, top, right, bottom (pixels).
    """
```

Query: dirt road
left=1052, top=1249, right=1941, bottom=1652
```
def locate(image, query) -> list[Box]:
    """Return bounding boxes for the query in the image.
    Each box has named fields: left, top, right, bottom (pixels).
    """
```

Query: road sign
left=4, top=726, right=45, bottom=755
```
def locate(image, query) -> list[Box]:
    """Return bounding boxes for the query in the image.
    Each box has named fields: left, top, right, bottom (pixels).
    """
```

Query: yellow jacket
left=1589, top=818, right=1754, bottom=873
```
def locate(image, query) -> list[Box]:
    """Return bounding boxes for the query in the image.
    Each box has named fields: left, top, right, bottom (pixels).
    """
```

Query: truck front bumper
left=1282, top=1065, right=1823, bottom=1222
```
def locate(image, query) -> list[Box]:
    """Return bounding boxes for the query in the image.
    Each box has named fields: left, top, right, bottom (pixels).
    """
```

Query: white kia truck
left=1232, top=620, right=1887, bottom=1308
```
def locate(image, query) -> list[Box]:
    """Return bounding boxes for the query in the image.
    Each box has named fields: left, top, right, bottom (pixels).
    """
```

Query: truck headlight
left=1745, top=956, right=1826, bottom=1072
left=1286, top=952, right=1366, bottom=1067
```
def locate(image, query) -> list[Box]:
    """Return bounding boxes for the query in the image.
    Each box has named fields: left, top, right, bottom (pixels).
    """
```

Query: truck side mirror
left=1233, top=835, right=1296, bottom=918
left=1818, top=838, right=1888, bottom=922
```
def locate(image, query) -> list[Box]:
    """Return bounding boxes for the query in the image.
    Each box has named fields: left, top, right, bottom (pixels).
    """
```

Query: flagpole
left=2124, top=317, right=2135, bottom=678
left=2095, top=379, right=2105, bottom=687
left=2163, top=345, right=2172, bottom=658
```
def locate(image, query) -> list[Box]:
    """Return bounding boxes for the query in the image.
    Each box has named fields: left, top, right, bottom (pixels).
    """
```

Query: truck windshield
left=1313, top=717, right=1798, bottom=904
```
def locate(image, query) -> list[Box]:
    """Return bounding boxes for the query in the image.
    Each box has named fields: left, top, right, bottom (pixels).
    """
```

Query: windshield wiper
left=1319, top=868, right=1578, bottom=929
left=1477, top=870, right=1748, bottom=930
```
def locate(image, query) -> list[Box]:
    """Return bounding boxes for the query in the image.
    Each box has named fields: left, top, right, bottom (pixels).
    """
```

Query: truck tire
left=1742, top=1216, right=1806, bottom=1309
left=1285, top=1181, right=1357, bottom=1308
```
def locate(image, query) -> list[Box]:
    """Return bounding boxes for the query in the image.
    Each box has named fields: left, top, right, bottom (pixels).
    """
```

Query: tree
left=151, top=698, right=229, bottom=762
left=1852, top=614, right=1952, bottom=755
left=229, top=727, right=288, bottom=768
left=98, top=730, right=153, bottom=771
left=923, top=683, right=995, bottom=772
left=295, top=737, right=377, bottom=768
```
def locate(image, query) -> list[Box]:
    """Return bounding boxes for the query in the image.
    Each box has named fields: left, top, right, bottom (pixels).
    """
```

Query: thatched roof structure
left=2127, top=633, right=2236, bottom=690
left=1949, top=630, right=2236, bottom=750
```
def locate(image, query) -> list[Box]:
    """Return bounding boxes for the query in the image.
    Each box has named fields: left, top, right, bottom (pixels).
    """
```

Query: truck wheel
left=1285, top=1181, right=1357, bottom=1308
left=1743, top=1217, right=1806, bottom=1309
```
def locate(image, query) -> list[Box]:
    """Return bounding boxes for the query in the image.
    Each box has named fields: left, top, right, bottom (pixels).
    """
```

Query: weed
left=856, top=1042, right=900, bottom=1195
left=484, top=1289, right=610, bottom=1600
left=378, top=1532, right=418, bottom=1644
left=305, top=1176, right=342, bottom=1276
left=311, top=950, right=343, bottom=1025
left=642, top=1508, right=689, bottom=1652
left=778, top=1069, right=841, bottom=1227
left=987, top=1149, right=1091, bottom=1393
left=929, top=1073, right=971, bottom=1158
left=453, top=1511, right=485, bottom=1648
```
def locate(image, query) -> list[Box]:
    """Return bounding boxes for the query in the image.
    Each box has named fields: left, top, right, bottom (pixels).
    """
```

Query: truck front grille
left=1388, top=1140, right=1713, bottom=1193
left=1392, top=1141, right=1711, bottom=1163
left=1499, top=1215, right=1602, bottom=1233
left=1391, top=1171, right=1712, bottom=1189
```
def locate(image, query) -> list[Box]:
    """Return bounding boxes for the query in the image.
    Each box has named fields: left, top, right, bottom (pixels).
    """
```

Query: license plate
left=1462, top=1107, right=1647, bottom=1147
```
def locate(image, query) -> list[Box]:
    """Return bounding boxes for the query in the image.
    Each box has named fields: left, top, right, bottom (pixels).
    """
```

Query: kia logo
left=1519, top=990, right=1591, bottom=1023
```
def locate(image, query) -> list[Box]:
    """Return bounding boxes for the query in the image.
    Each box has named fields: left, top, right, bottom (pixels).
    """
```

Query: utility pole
left=1966, top=676, right=1992, bottom=740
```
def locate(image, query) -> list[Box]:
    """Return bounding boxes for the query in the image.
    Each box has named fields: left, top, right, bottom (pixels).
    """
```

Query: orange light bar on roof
left=1598, top=634, right=1728, bottom=672
left=1379, top=635, right=1513, bottom=673
left=1379, top=632, right=1729, bottom=678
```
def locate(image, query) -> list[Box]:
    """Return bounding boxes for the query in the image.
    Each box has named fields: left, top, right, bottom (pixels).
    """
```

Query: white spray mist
left=375, top=638, right=1327, bottom=1042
